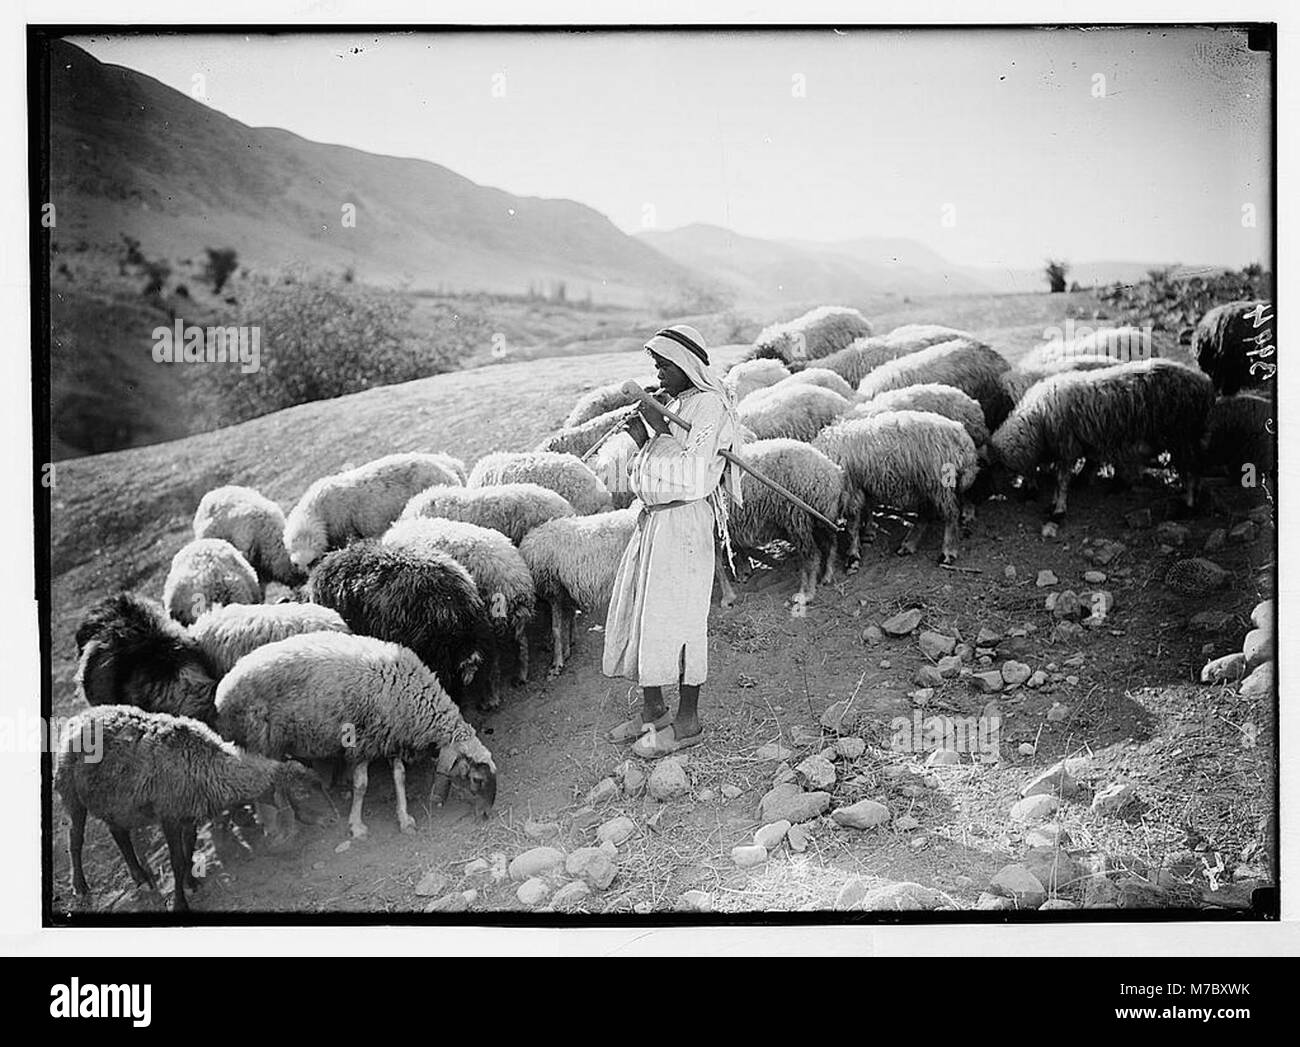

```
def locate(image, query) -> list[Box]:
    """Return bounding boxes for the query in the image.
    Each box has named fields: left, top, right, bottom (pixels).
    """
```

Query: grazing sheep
left=284, top=453, right=464, bottom=571
left=468, top=450, right=612, bottom=515
left=751, top=306, right=873, bottom=364
left=723, top=358, right=791, bottom=401
left=307, top=540, right=494, bottom=710
left=56, top=704, right=336, bottom=911
left=1000, top=355, right=1121, bottom=405
left=814, top=410, right=979, bottom=566
left=215, top=631, right=498, bottom=837
left=193, top=485, right=300, bottom=585
left=757, top=367, right=856, bottom=404
left=1193, top=300, right=1275, bottom=395
left=808, top=335, right=934, bottom=387
left=851, top=383, right=990, bottom=450
left=400, top=482, right=576, bottom=545
left=163, top=538, right=262, bottom=626
left=737, top=383, right=852, bottom=443
left=189, top=602, right=351, bottom=677
left=1201, top=392, right=1274, bottom=482
left=857, top=339, right=1014, bottom=430
left=1018, top=325, right=1151, bottom=372
left=717, top=439, right=843, bottom=607
left=74, top=593, right=219, bottom=726
left=882, top=324, right=976, bottom=346
left=518, top=506, right=640, bottom=676
left=536, top=404, right=638, bottom=458
left=563, top=380, right=657, bottom=428
left=988, top=358, right=1214, bottom=525
left=383, top=517, right=536, bottom=703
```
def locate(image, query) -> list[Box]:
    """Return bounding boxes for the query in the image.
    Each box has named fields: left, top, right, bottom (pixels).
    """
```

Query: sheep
left=716, top=439, right=843, bottom=608
left=400, top=482, right=576, bottom=545
left=1018, top=325, right=1151, bottom=372
left=518, top=506, right=640, bottom=676
left=74, top=592, right=220, bottom=726
left=307, top=539, right=494, bottom=710
left=988, top=358, right=1214, bottom=527
left=162, top=538, right=262, bottom=626
left=192, top=485, right=300, bottom=585
left=737, top=383, right=852, bottom=443
left=188, top=602, right=351, bottom=677
left=814, top=410, right=979, bottom=567
left=751, top=306, right=873, bottom=364
left=563, top=380, right=657, bottom=428
left=756, top=367, right=857, bottom=404
left=284, top=452, right=464, bottom=571
left=468, top=450, right=612, bottom=515
left=723, top=358, right=791, bottom=402
left=536, top=404, right=638, bottom=458
left=56, top=704, right=336, bottom=911
left=215, top=631, right=498, bottom=838
left=856, top=339, right=1014, bottom=430
left=382, top=517, right=536, bottom=704
left=882, top=323, right=976, bottom=346
left=811, top=332, right=964, bottom=387
left=1193, top=300, right=1275, bottom=395
left=1200, top=392, right=1274, bottom=483
left=851, top=383, right=990, bottom=450
left=1000, top=355, right=1122, bottom=405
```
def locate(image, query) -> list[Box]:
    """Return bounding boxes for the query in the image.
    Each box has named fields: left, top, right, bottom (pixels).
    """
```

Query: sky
left=74, top=27, right=1272, bottom=270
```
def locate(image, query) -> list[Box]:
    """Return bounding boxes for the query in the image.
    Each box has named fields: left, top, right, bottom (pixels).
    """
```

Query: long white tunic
left=601, top=388, right=733, bottom=687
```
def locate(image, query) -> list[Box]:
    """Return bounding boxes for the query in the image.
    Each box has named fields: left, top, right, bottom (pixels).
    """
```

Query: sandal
left=607, top=710, right=673, bottom=744
left=631, top=724, right=705, bottom=760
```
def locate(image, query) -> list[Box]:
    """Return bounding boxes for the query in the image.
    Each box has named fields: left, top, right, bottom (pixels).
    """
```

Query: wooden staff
left=618, top=381, right=843, bottom=532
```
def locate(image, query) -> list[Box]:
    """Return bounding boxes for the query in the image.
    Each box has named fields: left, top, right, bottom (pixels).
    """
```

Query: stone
left=1155, top=521, right=1188, bottom=546
left=1243, top=628, right=1273, bottom=670
left=919, top=630, right=957, bottom=660
left=1052, top=621, right=1084, bottom=642
left=565, top=847, right=618, bottom=890
left=879, top=659, right=892, bottom=669
left=881, top=608, right=923, bottom=636
left=1024, top=823, right=1070, bottom=849
left=1229, top=520, right=1258, bottom=544
left=1046, top=703, right=1068, bottom=722
left=1039, top=899, right=1078, bottom=910
left=976, top=626, right=1003, bottom=646
left=424, top=892, right=470, bottom=913
left=1239, top=661, right=1273, bottom=699
left=1011, top=794, right=1059, bottom=822
left=1065, top=675, right=1079, bottom=685
left=675, top=889, right=711, bottom=913
left=820, top=701, right=859, bottom=735
left=1020, top=760, right=1077, bottom=799
left=834, top=879, right=870, bottom=910
left=1200, top=651, right=1246, bottom=683
left=1117, top=878, right=1168, bottom=909
left=1165, top=557, right=1230, bottom=596
left=648, top=757, right=690, bottom=802
left=1092, top=783, right=1139, bottom=817
left=1018, top=743, right=1036, bottom=756
left=1026, top=670, right=1048, bottom=688
left=818, top=746, right=839, bottom=763
left=1022, top=847, right=1083, bottom=894
left=795, top=754, right=836, bottom=790
left=1051, top=590, right=1082, bottom=619
left=523, top=819, right=560, bottom=841
left=977, top=891, right=1015, bottom=910
left=989, top=864, right=1047, bottom=908
left=720, top=784, right=743, bottom=800
left=1251, top=599, right=1274, bottom=630
left=913, top=665, right=945, bottom=688
left=462, top=858, right=493, bottom=885
left=1036, top=569, right=1058, bottom=587
left=413, top=869, right=448, bottom=897
left=1203, top=528, right=1226, bottom=553
left=551, top=880, right=592, bottom=910
left=861, top=624, right=884, bottom=644
left=571, top=806, right=601, bottom=831
left=696, top=788, right=715, bottom=802
left=516, top=878, right=551, bottom=907
left=786, top=824, right=809, bottom=852
left=1083, top=876, right=1120, bottom=908
left=1083, top=570, right=1107, bottom=584
left=1001, top=660, right=1032, bottom=687
left=773, top=763, right=797, bottom=786
left=586, top=777, right=620, bottom=805
left=972, top=670, right=1003, bottom=693
left=758, top=783, right=831, bottom=824
left=509, top=846, right=565, bottom=882
left=1189, top=610, right=1233, bottom=632
left=621, top=765, right=647, bottom=798
left=937, top=655, right=963, bottom=678
left=894, top=814, right=921, bottom=832
left=1004, top=564, right=1017, bottom=579
left=791, top=725, right=823, bottom=746
left=596, top=816, right=635, bottom=847
left=1124, top=508, right=1152, bottom=529
left=856, top=882, right=951, bottom=911
left=598, top=839, right=618, bottom=857
left=754, top=742, right=794, bottom=762
left=926, top=749, right=960, bottom=767
left=754, top=820, right=791, bottom=850
left=731, top=844, right=768, bottom=868
left=835, top=737, right=866, bottom=760
left=831, top=799, right=891, bottom=829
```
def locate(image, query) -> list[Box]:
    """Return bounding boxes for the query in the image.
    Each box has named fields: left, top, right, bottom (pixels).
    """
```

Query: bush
left=1044, top=259, right=1070, bottom=294
left=203, top=247, right=239, bottom=294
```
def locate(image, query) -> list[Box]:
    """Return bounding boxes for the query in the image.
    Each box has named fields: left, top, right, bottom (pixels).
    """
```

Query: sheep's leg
left=566, top=602, right=577, bottom=652
left=547, top=598, right=566, bottom=677
left=796, top=555, right=817, bottom=605
left=816, top=528, right=835, bottom=585
left=514, top=621, right=529, bottom=685
left=183, top=820, right=201, bottom=890
left=392, top=757, right=416, bottom=835
left=479, top=653, right=503, bottom=712
left=108, top=823, right=156, bottom=891
left=162, top=819, right=190, bottom=913
left=898, top=518, right=925, bottom=556
left=716, top=556, right=738, bottom=608
left=844, top=489, right=866, bottom=572
left=348, top=761, right=370, bottom=839
left=940, top=515, right=961, bottom=565
left=68, top=801, right=89, bottom=897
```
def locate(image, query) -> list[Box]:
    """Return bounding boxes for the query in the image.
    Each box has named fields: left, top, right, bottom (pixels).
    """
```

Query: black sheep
left=1193, top=300, right=1276, bottom=396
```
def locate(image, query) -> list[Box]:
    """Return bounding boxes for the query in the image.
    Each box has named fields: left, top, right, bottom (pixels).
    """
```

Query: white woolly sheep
left=163, top=538, right=261, bottom=626
left=215, top=631, right=498, bottom=838
left=717, top=439, right=843, bottom=607
left=468, top=450, right=612, bottom=515
left=751, top=306, right=873, bottom=364
left=57, top=704, right=336, bottom=911
left=723, top=358, right=791, bottom=402
left=1193, top=300, right=1275, bottom=396
left=814, top=410, right=980, bottom=566
left=400, top=481, right=576, bottom=545
left=536, top=404, right=638, bottom=458
left=518, top=506, right=640, bottom=676
left=988, top=357, right=1214, bottom=526
left=755, top=367, right=857, bottom=404
left=1000, top=355, right=1121, bottom=405
left=563, top=379, right=657, bottom=428
left=193, top=485, right=300, bottom=585
left=1201, top=392, right=1274, bottom=482
left=284, top=452, right=464, bottom=571
left=856, top=339, right=1014, bottom=429
left=810, top=330, right=979, bottom=387
left=189, top=602, right=351, bottom=676
left=851, top=383, right=991, bottom=450
left=1018, top=325, right=1151, bottom=372
left=882, top=324, right=976, bottom=346
left=737, top=383, right=852, bottom=443
left=383, top=517, right=536, bottom=702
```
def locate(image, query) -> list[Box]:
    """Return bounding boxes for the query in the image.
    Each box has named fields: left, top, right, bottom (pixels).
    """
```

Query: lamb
left=755, top=367, right=857, bottom=404
left=751, top=306, right=873, bottom=364
left=74, top=592, right=220, bottom=726
left=383, top=517, right=536, bottom=704
left=400, top=482, right=576, bottom=545
left=188, top=602, right=351, bottom=677
left=1000, top=355, right=1121, bottom=405
left=193, top=485, right=300, bottom=585
left=1200, top=392, right=1274, bottom=483
left=851, top=383, right=990, bottom=450
left=856, top=339, right=1014, bottom=430
left=563, top=380, right=657, bottom=429
left=518, top=506, right=640, bottom=675
left=716, top=439, right=843, bottom=607
left=737, top=383, right=852, bottom=443
left=307, top=540, right=495, bottom=710
left=723, top=358, right=791, bottom=402
left=284, top=452, right=464, bottom=571
left=162, top=538, right=262, bottom=626
left=468, top=450, right=612, bottom=515
left=56, top=704, right=336, bottom=911
left=536, top=404, right=638, bottom=458
left=988, top=357, right=1214, bottom=526
left=215, top=631, right=498, bottom=838
left=814, top=410, right=980, bottom=567
left=1017, top=325, right=1150, bottom=372
left=1193, top=300, right=1275, bottom=395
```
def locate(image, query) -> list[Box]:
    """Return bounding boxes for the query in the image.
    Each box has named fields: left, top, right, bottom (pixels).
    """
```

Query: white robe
left=601, top=389, right=733, bottom=687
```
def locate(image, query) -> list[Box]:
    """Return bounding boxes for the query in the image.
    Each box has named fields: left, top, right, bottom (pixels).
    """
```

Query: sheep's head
left=430, top=742, right=497, bottom=820
left=275, top=761, right=338, bottom=827
left=285, top=515, right=327, bottom=572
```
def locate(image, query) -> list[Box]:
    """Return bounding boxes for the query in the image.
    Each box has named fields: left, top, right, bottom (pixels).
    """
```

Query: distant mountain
left=47, top=40, right=714, bottom=307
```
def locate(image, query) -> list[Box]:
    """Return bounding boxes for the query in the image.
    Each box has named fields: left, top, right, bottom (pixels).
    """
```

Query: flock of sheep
left=56, top=298, right=1273, bottom=911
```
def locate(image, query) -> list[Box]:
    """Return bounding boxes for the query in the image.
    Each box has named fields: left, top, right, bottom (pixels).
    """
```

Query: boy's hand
left=642, top=406, right=672, bottom=436
left=624, top=413, right=650, bottom=447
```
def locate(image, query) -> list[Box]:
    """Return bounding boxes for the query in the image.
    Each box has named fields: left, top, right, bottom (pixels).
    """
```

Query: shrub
left=203, top=247, right=239, bottom=294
